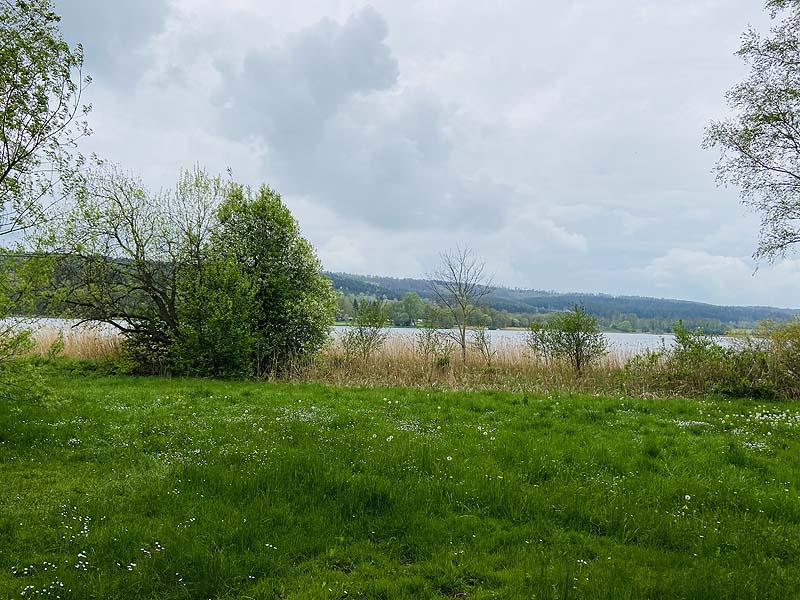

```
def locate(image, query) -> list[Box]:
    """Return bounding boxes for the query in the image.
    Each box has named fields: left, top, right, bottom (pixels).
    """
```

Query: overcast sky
left=54, top=0, right=800, bottom=308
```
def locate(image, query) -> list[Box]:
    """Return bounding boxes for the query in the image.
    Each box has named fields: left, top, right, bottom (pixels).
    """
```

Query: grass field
left=2, top=367, right=800, bottom=598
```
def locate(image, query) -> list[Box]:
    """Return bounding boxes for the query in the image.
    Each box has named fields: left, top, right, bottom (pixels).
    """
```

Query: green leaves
left=216, top=185, right=337, bottom=375
left=527, top=305, right=607, bottom=373
left=705, top=2, right=800, bottom=260
left=0, top=0, right=91, bottom=235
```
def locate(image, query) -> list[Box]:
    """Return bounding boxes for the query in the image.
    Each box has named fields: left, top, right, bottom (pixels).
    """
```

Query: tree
left=33, top=162, right=223, bottom=352
left=401, top=291, right=425, bottom=326
left=1, top=0, right=91, bottom=236
left=430, top=246, right=493, bottom=363
left=32, top=164, right=336, bottom=377
left=341, top=299, right=389, bottom=361
left=216, top=184, right=337, bottom=375
left=705, top=1, right=800, bottom=260
left=527, top=305, right=607, bottom=373
left=171, top=250, right=256, bottom=378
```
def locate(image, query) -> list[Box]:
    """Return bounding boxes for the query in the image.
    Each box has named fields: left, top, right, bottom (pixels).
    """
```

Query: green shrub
left=170, top=254, right=255, bottom=378
left=217, top=185, right=337, bottom=376
left=527, top=305, right=607, bottom=373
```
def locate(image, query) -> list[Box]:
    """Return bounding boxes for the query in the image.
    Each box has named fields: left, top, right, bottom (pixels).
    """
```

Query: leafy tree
left=401, top=291, right=425, bottom=326
left=1, top=0, right=91, bottom=236
left=216, top=184, right=336, bottom=375
left=430, top=246, right=493, bottom=362
left=0, top=250, right=39, bottom=363
left=171, top=251, right=255, bottom=378
left=34, top=162, right=223, bottom=351
left=32, top=165, right=335, bottom=377
left=527, top=305, right=607, bottom=373
left=705, top=0, right=800, bottom=259
left=336, top=293, right=354, bottom=321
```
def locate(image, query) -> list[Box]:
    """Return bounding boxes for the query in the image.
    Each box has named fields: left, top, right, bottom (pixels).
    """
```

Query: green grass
left=2, top=369, right=800, bottom=599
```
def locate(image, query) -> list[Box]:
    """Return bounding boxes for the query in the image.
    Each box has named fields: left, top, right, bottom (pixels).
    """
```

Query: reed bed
left=30, top=326, right=122, bottom=361
left=294, top=335, right=638, bottom=396
left=25, top=325, right=799, bottom=400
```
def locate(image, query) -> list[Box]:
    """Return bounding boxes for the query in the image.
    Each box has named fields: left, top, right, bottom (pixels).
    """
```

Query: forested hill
left=326, top=272, right=799, bottom=331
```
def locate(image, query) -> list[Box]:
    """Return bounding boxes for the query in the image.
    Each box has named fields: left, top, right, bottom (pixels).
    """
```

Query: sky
left=53, top=0, right=800, bottom=308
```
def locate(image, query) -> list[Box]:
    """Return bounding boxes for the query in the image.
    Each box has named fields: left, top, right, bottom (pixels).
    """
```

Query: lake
left=9, top=319, right=733, bottom=355
left=332, top=326, right=693, bottom=354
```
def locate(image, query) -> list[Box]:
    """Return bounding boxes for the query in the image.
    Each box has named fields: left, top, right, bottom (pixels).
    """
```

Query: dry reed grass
left=290, top=335, right=645, bottom=396
left=26, top=326, right=794, bottom=400
left=26, top=326, right=637, bottom=394
left=30, top=326, right=122, bottom=360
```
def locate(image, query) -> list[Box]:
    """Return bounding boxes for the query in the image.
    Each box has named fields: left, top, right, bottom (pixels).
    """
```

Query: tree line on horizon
left=328, top=273, right=797, bottom=334
left=2, top=0, right=800, bottom=383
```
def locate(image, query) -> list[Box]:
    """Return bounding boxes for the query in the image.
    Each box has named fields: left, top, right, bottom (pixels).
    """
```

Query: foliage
left=0, top=249, right=51, bottom=366
left=170, top=252, right=255, bottom=378
left=32, top=165, right=335, bottom=377
left=621, top=322, right=797, bottom=399
left=401, top=291, right=425, bottom=325
left=755, top=317, right=800, bottom=396
left=329, top=272, right=798, bottom=333
left=414, top=324, right=455, bottom=374
left=527, top=305, right=607, bottom=372
left=705, top=1, right=800, bottom=259
left=216, top=185, right=336, bottom=376
left=341, top=299, right=389, bottom=362
left=34, top=162, right=224, bottom=351
left=0, top=0, right=91, bottom=235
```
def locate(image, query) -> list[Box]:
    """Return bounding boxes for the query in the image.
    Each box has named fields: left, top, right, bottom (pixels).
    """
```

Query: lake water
left=332, top=326, right=688, bottom=354
left=7, top=319, right=733, bottom=355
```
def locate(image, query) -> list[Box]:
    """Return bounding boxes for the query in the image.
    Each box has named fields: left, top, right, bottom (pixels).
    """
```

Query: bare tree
left=430, top=246, right=494, bottom=363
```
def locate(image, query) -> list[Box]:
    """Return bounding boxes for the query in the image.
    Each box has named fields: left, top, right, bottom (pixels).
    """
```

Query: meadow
left=2, top=365, right=800, bottom=599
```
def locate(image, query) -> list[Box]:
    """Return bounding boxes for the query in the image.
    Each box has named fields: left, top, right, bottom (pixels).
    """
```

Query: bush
left=217, top=185, right=337, bottom=376
left=342, top=300, right=389, bottom=362
left=415, top=326, right=454, bottom=373
left=527, top=305, right=607, bottom=373
left=621, top=322, right=783, bottom=399
left=170, top=254, right=255, bottom=378
left=471, top=327, right=496, bottom=366
left=761, top=318, right=800, bottom=398
left=31, top=167, right=336, bottom=379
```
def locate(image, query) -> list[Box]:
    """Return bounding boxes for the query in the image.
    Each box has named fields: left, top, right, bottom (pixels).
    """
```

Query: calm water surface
left=332, top=326, right=686, bottom=353
left=10, top=319, right=734, bottom=355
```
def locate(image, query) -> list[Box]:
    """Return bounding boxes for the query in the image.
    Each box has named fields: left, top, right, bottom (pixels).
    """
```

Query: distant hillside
left=326, top=272, right=799, bottom=330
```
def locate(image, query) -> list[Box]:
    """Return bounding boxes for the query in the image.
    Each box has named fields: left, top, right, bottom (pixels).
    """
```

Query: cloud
left=215, top=8, right=546, bottom=233
left=55, top=0, right=170, bottom=84
left=46, top=0, right=800, bottom=307
left=220, top=7, right=398, bottom=151
left=634, top=249, right=800, bottom=306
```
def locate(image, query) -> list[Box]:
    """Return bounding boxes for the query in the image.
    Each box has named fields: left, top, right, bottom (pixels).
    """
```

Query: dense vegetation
left=2, top=369, right=800, bottom=599
left=26, top=164, right=336, bottom=378
left=328, top=273, right=799, bottom=333
left=3, top=1, right=800, bottom=598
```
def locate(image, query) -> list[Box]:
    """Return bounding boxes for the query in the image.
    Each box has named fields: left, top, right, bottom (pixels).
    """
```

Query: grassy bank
left=27, top=325, right=800, bottom=400
left=2, top=367, right=800, bottom=598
